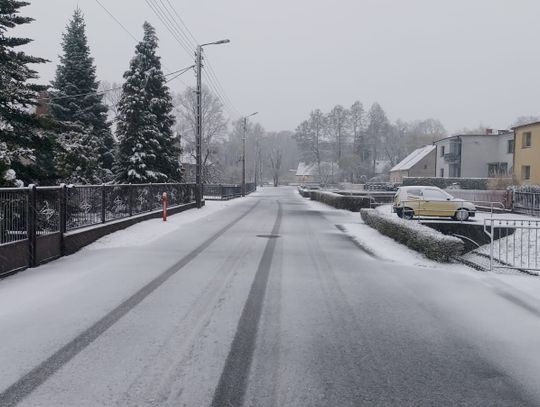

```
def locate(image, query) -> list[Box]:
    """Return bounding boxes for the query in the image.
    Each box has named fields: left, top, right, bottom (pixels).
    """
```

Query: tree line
left=294, top=102, right=447, bottom=184
left=1, top=2, right=295, bottom=188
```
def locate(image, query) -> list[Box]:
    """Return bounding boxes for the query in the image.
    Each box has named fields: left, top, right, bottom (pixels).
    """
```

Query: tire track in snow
left=211, top=201, right=282, bottom=407
left=0, top=201, right=260, bottom=407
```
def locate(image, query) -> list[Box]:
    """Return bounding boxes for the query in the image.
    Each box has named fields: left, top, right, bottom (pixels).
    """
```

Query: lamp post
left=195, top=39, right=230, bottom=208
left=242, top=112, right=258, bottom=197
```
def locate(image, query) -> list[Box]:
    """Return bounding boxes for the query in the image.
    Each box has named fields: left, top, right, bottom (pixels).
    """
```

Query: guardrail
left=0, top=183, right=196, bottom=277
left=483, top=218, right=540, bottom=272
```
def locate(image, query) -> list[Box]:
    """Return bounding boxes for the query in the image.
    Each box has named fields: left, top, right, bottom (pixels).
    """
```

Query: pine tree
left=50, top=8, right=114, bottom=184
left=0, top=0, right=49, bottom=186
left=115, top=22, right=180, bottom=183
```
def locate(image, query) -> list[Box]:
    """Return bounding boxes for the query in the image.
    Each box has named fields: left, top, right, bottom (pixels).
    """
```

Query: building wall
left=460, top=135, right=499, bottom=178
left=435, top=138, right=453, bottom=178
left=514, top=123, right=540, bottom=185
left=435, top=134, right=513, bottom=178
left=409, top=149, right=436, bottom=178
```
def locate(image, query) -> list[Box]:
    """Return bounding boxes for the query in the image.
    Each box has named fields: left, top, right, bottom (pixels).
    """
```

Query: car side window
left=423, top=189, right=446, bottom=200
left=407, top=189, right=422, bottom=198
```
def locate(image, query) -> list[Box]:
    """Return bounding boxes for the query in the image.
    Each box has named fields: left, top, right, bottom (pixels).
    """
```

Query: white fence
left=483, top=218, right=540, bottom=272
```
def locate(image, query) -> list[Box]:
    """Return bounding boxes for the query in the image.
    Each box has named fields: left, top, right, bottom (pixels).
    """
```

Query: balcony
left=443, top=152, right=460, bottom=163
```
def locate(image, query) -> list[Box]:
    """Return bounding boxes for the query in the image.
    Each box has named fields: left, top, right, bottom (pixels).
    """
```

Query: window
left=407, top=189, right=422, bottom=198
left=522, top=165, right=531, bottom=180
left=522, top=132, right=532, bottom=148
left=440, top=168, right=444, bottom=177
left=423, top=189, right=447, bottom=200
left=440, top=146, right=445, bottom=157
left=423, top=164, right=427, bottom=170
left=507, top=139, right=515, bottom=154
left=488, top=163, right=508, bottom=177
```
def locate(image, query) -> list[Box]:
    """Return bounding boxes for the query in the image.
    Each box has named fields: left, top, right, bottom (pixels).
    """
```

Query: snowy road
left=2, top=187, right=540, bottom=406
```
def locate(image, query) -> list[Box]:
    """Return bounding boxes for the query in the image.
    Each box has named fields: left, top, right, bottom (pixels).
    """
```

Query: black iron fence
left=0, top=183, right=196, bottom=277
left=203, top=183, right=256, bottom=200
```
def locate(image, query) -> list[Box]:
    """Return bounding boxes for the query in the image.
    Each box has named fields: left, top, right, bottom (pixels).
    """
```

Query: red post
left=162, top=192, right=168, bottom=221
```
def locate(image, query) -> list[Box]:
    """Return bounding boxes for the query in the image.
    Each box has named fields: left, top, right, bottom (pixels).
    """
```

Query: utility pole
left=194, top=39, right=230, bottom=208
left=242, top=117, right=247, bottom=197
left=241, top=112, right=258, bottom=197
left=195, top=45, right=203, bottom=208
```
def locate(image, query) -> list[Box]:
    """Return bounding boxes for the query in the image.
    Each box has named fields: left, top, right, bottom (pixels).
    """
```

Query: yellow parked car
left=392, top=186, right=476, bottom=221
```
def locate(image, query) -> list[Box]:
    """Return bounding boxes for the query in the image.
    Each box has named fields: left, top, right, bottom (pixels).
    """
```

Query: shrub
left=360, top=209, right=464, bottom=262
left=402, top=177, right=491, bottom=190
left=309, top=190, right=371, bottom=212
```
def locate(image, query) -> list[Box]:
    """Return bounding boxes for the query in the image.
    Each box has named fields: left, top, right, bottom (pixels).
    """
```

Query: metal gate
left=483, top=218, right=540, bottom=272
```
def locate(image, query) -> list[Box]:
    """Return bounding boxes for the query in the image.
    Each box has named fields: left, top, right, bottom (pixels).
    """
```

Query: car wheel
left=396, top=208, right=403, bottom=218
left=402, top=207, right=414, bottom=220
left=453, top=208, right=469, bottom=221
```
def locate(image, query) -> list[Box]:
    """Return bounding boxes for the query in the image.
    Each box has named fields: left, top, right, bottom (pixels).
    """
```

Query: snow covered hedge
left=360, top=209, right=464, bottom=262
left=310, top=190, right=371, bottom=212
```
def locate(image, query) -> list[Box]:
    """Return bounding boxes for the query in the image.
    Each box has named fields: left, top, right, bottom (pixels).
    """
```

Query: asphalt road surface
left=1, top=187, right=540, bottom=406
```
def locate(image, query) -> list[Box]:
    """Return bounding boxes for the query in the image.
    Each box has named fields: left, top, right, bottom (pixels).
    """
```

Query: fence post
left=128, top=183, right=133, bottom=216
left=101, top=184, right=106, bottom=223
left=27, top=184, right=37, bottom=268
left=59, top=184, right=67, bottom=256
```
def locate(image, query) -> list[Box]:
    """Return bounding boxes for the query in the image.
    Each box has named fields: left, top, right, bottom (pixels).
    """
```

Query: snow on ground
left=300, top=197, right=462, bottom=270
left=85, top=199, right=245, bottom=250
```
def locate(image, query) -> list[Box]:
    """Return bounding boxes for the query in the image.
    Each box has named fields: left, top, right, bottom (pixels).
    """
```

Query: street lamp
left=195, top=39, right=230, bottom=208
left=242, top=112, right=258, bottom=197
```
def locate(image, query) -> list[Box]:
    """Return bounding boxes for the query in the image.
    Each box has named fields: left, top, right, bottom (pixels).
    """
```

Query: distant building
left=295, top=161, right=339, bottom=185
left=434, top=130, right=514, bottom=178
left=513, top=121, right=540, bottom=185
left=389, top=145, right=436, bottom=183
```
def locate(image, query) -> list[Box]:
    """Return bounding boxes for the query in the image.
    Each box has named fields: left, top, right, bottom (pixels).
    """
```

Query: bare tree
left=99, top=81, right=123, bottom=123
left=366, top=102, right=390, bottom=177
left=175, top=85, right=227, bottom=183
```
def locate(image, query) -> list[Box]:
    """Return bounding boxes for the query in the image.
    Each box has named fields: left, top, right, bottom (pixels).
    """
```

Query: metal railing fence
left=483, top=218, right=540, bottom=272
left=0, top=188, right=28, bottom=244
left=0, top=183, right=197, bottom=245
left=513, top=191, right=540, bottom=216
left=203, top=183, right=256, bottom=200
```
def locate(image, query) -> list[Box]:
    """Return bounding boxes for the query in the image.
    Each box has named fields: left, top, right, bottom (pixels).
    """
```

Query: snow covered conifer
left=115, top=22, right=180, bottom=183
left=50, top=8, right=114, bottom=184
left=0, top=1, right=48, bottom=186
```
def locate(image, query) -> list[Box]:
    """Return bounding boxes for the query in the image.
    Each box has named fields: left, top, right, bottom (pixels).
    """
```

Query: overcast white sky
left=19, top=0, right=540, bottom=133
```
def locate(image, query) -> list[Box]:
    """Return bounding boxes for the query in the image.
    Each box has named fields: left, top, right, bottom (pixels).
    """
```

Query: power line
left=92, top=0, right=191, bottom=89
left=143, top=0, right=242, bottom=118
left=42, top=66, right=194, bottom=101
left=156, top=0, right=197, bottom=49
left=203, top=62, right=241, bottom=117
left=163, top=0, right=199, bottom=46
left=144, top=0, right=194, bottom=58
left=94, top=0, right=138, bottom=42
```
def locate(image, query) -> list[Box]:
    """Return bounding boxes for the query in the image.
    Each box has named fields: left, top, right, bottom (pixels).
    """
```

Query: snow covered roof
left=296, top=162, right=318, bottom=176
left=390, top=145, right=435, bottom=172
